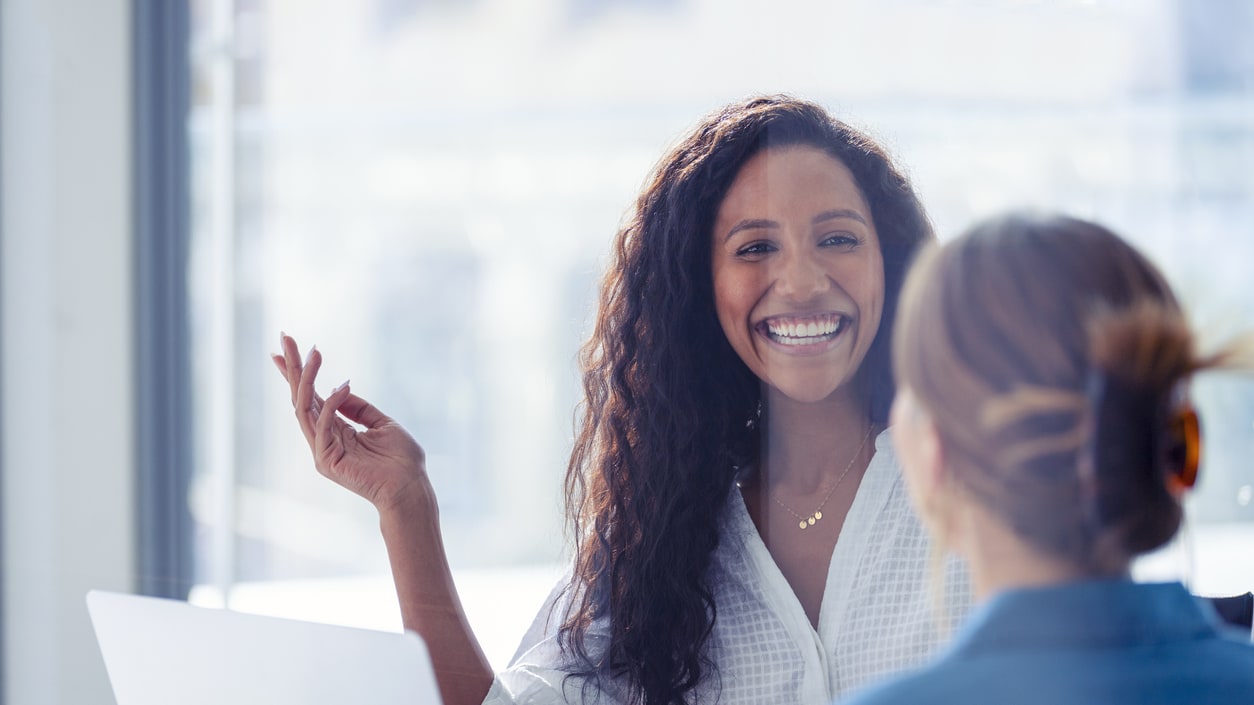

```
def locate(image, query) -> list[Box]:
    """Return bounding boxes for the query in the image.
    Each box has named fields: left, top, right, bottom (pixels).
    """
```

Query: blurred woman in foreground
left=847, top=212, right=1254, bottom=704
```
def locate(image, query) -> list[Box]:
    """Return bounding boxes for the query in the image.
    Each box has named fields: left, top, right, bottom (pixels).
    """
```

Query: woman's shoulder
left=848, top=427, right=909, bottom=522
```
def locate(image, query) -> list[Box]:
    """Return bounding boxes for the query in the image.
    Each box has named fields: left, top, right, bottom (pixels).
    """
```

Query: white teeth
left=764, top=316, right=846, bottom=344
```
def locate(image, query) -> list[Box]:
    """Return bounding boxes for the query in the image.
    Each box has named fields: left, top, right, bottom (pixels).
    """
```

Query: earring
left=746, top=399, right=762, bottom=430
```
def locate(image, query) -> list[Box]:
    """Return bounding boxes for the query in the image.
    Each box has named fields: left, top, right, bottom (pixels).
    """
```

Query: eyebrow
left=723, top=209, right=869, bottom=242
left=813, top=209, right=869, bottom=227
left=724, top=218, right=778, bottom=241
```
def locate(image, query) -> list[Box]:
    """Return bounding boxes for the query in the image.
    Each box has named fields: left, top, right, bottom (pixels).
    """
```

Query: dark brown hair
left=894, top=212, right=1235, bottom=572
left=561, top=95, right=934, bottom=705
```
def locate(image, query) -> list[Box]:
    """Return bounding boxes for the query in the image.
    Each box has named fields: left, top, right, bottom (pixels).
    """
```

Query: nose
left=773, top=249, right=831, bottom=302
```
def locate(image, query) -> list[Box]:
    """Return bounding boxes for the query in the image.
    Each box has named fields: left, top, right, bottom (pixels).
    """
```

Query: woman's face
left=711, top=145, right=884, bottom=404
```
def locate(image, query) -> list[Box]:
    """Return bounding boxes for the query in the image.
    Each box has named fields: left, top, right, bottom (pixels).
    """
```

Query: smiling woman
left=178, top=3, right=1254, bottom=705
left=712, top=147, right=885, bottom=406
left=274, top=95, right=962, bottom=705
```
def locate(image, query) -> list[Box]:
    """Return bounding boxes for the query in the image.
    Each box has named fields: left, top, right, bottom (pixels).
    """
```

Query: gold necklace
left=771, top=426, right=874, bottom=531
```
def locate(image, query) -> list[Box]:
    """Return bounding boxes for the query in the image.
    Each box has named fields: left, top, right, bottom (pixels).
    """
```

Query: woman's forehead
left=715, top=146, right=871, bottom=226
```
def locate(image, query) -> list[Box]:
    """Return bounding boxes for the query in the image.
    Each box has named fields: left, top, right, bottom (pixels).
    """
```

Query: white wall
left=1, top=1, right=136, bottom=704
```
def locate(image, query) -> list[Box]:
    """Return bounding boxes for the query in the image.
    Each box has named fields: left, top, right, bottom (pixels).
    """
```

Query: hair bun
left=1082, top=300, right=1203, bottom=560
left=1087, top=300, right=1197, bottom=389
left=1082, top=368, right=1198, bottom=499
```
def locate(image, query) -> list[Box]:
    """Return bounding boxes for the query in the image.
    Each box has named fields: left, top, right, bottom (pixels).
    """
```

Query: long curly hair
left=560, top=95, right=934, bottom=705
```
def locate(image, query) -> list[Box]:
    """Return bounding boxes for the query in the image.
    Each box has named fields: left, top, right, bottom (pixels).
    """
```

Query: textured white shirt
left=483, top=431, right=973, bottom=705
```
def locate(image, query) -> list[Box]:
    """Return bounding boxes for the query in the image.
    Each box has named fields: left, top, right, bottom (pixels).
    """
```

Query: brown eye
left=819, top=233, right=860, bottom=249
left=735, top=242, right=776, bottom=258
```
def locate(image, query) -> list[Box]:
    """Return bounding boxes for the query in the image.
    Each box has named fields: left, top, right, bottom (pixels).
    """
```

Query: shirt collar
left=946, top=580, right=1219, bottom=658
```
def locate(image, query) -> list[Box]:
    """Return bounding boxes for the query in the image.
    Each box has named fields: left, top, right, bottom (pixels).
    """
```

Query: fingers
left=275, top=345, right=381, bottom=427
left=273, top=353, right=328, bottom=415
left=271, top=353, right=287, bottom=378
left=337, top=391, right=392, bottom=430
left=317, top=379, right=355, bottom=459
left=294, top=345, right=324, bottom=445
left=280, top=333, right=306, bottom=407
left=275, top=333, right=360, bottom=460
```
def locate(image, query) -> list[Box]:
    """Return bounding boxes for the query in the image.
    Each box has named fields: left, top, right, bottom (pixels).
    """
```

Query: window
left=184, top=0, right=1254, bottom=668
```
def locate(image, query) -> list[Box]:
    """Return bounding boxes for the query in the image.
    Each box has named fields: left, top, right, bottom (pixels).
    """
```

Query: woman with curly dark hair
left=274, top=95, right=964, bottom=705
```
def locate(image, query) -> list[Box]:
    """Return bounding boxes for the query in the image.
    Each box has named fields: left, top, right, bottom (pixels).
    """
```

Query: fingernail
left=331, top=379, right=350, bottom=394
left=279, top=330, right=287, bottom=347
left=305, top=345, right=317, bottom=366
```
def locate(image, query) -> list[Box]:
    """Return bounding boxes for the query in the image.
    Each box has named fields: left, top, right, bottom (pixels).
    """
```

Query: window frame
left=134, top=0, right=195, bottom=600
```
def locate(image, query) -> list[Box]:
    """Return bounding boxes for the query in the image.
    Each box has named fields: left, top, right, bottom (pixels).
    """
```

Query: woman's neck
left=760, top=385, right=875, bottom=492
left=954, top=502, right=1129, bottom=601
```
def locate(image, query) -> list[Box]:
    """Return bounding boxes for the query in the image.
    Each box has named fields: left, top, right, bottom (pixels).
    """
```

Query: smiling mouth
left=759, top=313, right=850, bottom=346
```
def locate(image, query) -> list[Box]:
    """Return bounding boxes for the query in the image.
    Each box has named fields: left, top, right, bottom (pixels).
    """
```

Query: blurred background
left=3, top=0, right=1252, bottom=703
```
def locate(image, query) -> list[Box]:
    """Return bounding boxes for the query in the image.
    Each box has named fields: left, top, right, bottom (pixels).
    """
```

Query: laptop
left=87, top=590, right=442, bottom=705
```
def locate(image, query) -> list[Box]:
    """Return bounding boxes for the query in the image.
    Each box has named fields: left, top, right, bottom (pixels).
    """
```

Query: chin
left=770, top=378, right=847, bottom=405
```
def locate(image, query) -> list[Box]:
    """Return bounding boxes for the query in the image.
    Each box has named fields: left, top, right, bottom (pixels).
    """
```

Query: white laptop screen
left=87, top=590, right=442, bottom=705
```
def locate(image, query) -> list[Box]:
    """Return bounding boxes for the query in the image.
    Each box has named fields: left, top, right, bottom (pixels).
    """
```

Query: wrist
left=376, top=481, right=441, bottom=534
left=375, top=474, right=437, bottom=514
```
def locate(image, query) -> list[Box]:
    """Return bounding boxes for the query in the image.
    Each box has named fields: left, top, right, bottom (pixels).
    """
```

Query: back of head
left=893, top=212, right=1215, bottom=573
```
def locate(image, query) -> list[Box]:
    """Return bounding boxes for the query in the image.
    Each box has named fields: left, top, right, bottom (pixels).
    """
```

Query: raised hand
left=273, top=333, right=434, bottom=514
left=273, top=333, right=492, bottom=703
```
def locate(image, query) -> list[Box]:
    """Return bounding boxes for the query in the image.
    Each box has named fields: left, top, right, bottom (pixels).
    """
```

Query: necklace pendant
left=772, top=425, right=875, bottom=534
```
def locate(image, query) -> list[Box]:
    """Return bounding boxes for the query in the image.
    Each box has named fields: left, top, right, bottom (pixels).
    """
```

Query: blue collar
left=947, top=580, right=1220, bottom=658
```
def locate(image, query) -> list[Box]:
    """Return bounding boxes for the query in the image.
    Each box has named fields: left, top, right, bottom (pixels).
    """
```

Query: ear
left=890, top=389, right=950, bottom=519
left=911, top=414, right=948, bottom=506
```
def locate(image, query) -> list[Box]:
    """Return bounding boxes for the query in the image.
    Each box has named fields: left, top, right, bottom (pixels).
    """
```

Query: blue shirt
left=841, top=580, right=1254, bottom=705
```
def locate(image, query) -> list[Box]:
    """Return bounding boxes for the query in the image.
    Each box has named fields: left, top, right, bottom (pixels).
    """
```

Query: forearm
left=379, top=499, right=494, bottom=705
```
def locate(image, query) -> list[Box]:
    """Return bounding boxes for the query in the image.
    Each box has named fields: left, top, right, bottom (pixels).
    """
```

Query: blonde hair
left=894, top=213, right=1244, bottom=574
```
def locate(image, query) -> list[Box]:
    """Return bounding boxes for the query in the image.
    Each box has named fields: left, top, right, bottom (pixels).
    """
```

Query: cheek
left=865, top=253, right=886, bottom=319
left=838, top=266, right=884, bottom=358
left=857, top=256, right=887, bottom=349
left=711, top=267, right=756, bottom=329
left=835, top=247, right=885, bottom=316
left=711, top=278, right=750, bottom=362
left=711, top=275, right=735, bottom=330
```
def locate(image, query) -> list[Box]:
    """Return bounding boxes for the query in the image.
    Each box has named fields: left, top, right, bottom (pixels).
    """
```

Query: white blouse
left=483, top=431, right=972, bottom=705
